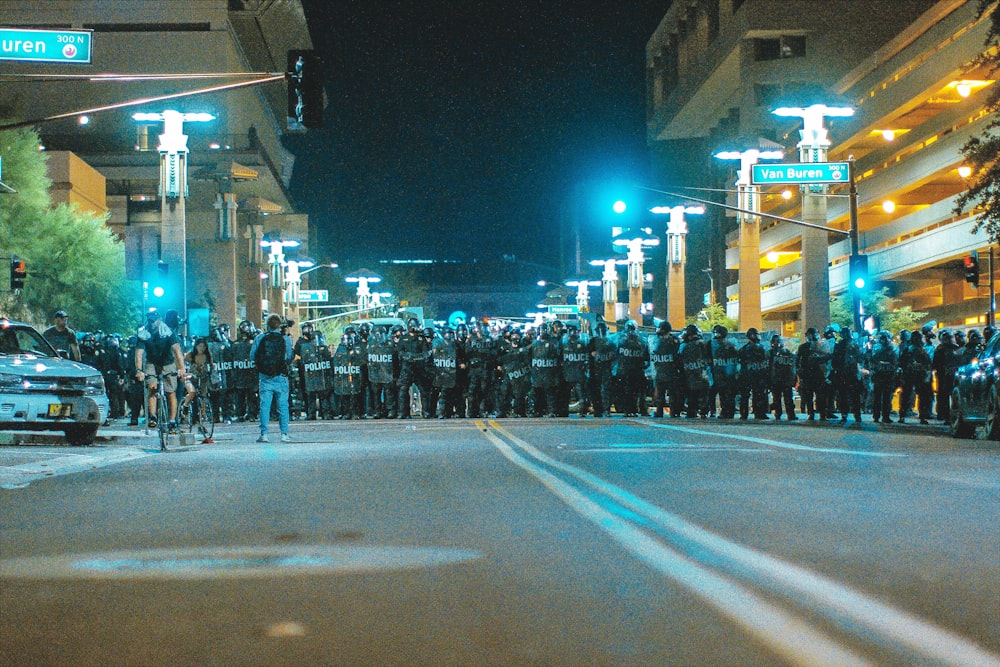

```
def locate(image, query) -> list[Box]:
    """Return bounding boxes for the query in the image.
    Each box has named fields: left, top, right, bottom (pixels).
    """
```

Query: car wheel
left=986, top=386, right=1000, bottom=441
left=949, top=388, right=974, bottom=439
left=64, top=425, right=98, bottom=446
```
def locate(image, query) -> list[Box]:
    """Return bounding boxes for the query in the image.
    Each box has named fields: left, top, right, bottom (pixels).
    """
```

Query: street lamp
left=589, top=258, right=629, bottom=331
left=345, top=268, right=383, bottom=318
left=564, top=276, right=602, bottom=313
left=714, top=139, right=784, bottom=331
left=259, top=233, right=300, bottom=321
left=612, top=228, right=660, bottom=325
left=772, top=102, right=854, bottom=333
left=649, top=205, right=703, bottom=327
left=132, top=110, right=216, bottom=323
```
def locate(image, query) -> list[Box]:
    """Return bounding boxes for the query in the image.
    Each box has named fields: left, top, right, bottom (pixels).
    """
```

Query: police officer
left=531, top=323, right=562, bottom=417
left=615, top=320, right=649, bottom=417
left=678, top=324, right=711, bottom=418
left=932, top=329, right=961, bottom=422
left=650, top=322, right=681, bottom=418
left=101, top=334, right=128, bottom=420
left=332, top=328, right=364, bottom=419
left=768, top=334, right=797, bottom=420
left=367, top=325, right=399, bottom=418
left=899, top=327, right=934, bottom=424
left=737, top=328, right=769, bottom=420
left=961, top=329, right=983, bottom=365
left=500, top=329, right=531, bottom=417
left=831, top=326, right=865, bottom=422
left=588, top=322, right=616, bottom=418
left=561, top=323, right=590, bottom=417
left=432, top=326, right=461, bottom=418
left=397, top=317, right=429, bottom=419
left=796, top=328, right=826, bottom=420
left=708, top=325, right=739, bottom=419
left=230, top=320, right=258, bottom=421
left=870, top=330, right=898, bottom=423
left=464, top=322, right=494, bottom=418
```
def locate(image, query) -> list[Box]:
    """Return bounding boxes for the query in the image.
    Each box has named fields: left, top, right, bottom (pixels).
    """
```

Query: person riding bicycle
left=180, top=337, right=213, bottom=418
left=134, top=308, right=188, bottom=433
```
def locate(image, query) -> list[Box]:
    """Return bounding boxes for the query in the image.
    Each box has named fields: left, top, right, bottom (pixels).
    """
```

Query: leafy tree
left=686, top=302, right=737, bottom=332
left=954, top=2, right=1000, bottom=239
left=829, top=287, right=927, bottom=334
left=0, top=123, right=138, bottom=332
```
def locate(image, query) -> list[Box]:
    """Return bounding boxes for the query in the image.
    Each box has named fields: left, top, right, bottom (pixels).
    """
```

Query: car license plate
left=48, top=404, right=73, bottom=418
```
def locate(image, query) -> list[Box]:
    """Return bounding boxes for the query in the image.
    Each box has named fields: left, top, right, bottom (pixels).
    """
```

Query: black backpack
left=254, top=331, right=287, bottom=377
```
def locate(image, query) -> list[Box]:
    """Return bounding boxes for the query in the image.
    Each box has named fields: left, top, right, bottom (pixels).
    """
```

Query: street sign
left=750, top=161, right=851, bottom=185
left=298, top=289, right=329, bottom=303
left=0, top=27, right=92, bottom=64
left=548, top=304, right=580, bottom=315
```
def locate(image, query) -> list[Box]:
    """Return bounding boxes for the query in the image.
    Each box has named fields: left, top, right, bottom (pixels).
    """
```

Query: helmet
left=422, top=326, right=436, bottom=338
left=823, top=324, right=839, bottom=337
left=595, top=322, right=608, bottom=335
left=625, top=320, right=638, bottom=332
left=746, top=327, right=759, bottom=341
left=770, top=334, right=783, bottom=346
left=878, top=330, right=892, bottom=341
left=657, top=321, right=672, bottom=334
left=684, top=324, right=700, bottom=340
left=390, top=324, right=404, bottom=335
left=712, top=324, right=728, bottom=338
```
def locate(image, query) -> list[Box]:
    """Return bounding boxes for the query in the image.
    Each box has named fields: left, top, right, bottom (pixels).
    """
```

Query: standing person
left=588, top=322, right=616, bottom=418
left=135, top=309, right=188, bottom=433
left=530, top=323, right=561, bottom=417
left=615, top=321, right=649, bottom=417
left=768, top=335, right=798, bottom=420
left=367, top=325, right=399, bottom=419
left=561, top=323, right=590, bottom=417
left=932, top=329, right=961, bottom=423
left=396, top=317, right=429, bottom=419
left=42, top=310, right=81, bottom=361
left=831, top=326, right=865, bottom=422
left=869, top=330, right=899, bottom=423
left=101, top=334, right=128, bottom=421
left=650, top=322, right=681, bottom=418
left=678, top=324, right=712, bottom=418
left=250, top=313, right=293, bottom=442
left=899, top=328, right=934, bottom=424
left=960, top=329, right=983, bottom=365
left=796, top=328, right=822, bottom=420
left=708, top=325, right=739, bottom=419
left=737, top=328, right=770, bottom=420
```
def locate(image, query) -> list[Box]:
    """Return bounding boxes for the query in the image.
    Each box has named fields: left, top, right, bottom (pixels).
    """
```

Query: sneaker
left=280, top=434, right=292, bottom=443
left=147, top=418, right=157, bottom=429
left=168, top=421, right=179, bottom=434
left=256, top=434, right=269, bottom=443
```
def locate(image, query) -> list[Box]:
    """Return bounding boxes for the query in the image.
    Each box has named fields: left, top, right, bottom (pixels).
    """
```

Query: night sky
left=289, top=1, right=673, bottom=272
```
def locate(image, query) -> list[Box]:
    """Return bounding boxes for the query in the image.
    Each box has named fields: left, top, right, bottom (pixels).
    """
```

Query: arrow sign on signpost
left=750, top=161, right=851, bottom=185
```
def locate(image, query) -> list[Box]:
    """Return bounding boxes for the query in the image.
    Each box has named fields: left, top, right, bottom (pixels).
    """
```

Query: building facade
left=0, top=0, right=315, bottom=332
left=646, top=0, right=991, bottom=334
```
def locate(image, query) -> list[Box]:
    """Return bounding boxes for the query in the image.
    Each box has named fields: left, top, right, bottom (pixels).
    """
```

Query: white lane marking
left=637, top=419, right=906, bottom=457
left=558, top=441, right=762, bottom=453
left=0, top=545, right=482, bottom=580
left=0, top=449, right=155, bottom=489
left=488, top=421, right=1000, bottom=667
left=478, top=423, right=872, bottom=667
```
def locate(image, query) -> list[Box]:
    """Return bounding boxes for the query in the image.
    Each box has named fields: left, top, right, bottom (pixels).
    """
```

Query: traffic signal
left=10, top=256, right=26, bottom=290
left=963, top=251, right=980, bottom=287
left=849, top=254, right=869, bottom=294
left=153, top=260, right=168, bottom=299
left=287, top=50, right=324, bottom=130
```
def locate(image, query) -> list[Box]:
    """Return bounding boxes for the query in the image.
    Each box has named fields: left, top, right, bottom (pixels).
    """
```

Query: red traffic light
left=10, top=257, right=26, bottom=290
left=963, top=252, right=980, bottom=287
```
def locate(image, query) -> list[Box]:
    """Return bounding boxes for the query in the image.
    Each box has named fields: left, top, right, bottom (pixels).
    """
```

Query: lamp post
left=772, top=102, right=854, bottom=334
left=564, top=276, right=602, bottom=313
left=295, top=262, right=338, bottom=324
left=589, top=258, right=628, bottom=331
left=612, top=229, right=660, bottom=324
left=241, top=197, right=283, bottom=326
left=133, top=110, right=216, bottom=323
left=282, top=257, right=314, bottom=338
left=650, top=205, right=703, bottom=327
left=345, top=269, right=383, bottom=318
left=715, top=142, right=784, bottom=331
left=260, top=233, right=300, bottom=322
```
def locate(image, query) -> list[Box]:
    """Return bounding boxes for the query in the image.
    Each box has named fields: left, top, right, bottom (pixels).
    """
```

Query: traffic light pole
left=848, top=160, right=863, bottom=333
left=991, top=247, right=996, bottom=327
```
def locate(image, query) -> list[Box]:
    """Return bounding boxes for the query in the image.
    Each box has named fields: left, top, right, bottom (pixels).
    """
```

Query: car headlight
left=85, top=374, right=106, bottom=395
left=0, top=372, right=27, bottom=393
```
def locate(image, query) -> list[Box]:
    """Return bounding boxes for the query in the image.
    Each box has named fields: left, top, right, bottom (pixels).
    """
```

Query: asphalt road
left=1, top=417, right=998, bottom=666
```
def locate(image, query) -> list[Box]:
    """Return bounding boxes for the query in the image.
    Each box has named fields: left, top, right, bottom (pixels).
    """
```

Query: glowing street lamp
left=649, top=205, right=703, bottom=327
left=345, top=269, right=383, bottom=317
left=564, top=276, right=602, bottom=312
left=773, top=102, right=854, bottom=333
left=589, top=258, right=629, bottom=331
left=715, top=140, right=784, bottom=330
left=612, top=227, right=660, bottom=324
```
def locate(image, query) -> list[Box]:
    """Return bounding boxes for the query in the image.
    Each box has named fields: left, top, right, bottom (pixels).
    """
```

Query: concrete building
left=646, top=0, right=991, bottom=334
left=0, top=0, right=315, bottom=333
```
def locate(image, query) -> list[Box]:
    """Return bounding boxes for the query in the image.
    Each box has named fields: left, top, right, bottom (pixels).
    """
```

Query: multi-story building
left=646, top=0, right=992, bottom=335
left=0, top=0, right=314, bottom=332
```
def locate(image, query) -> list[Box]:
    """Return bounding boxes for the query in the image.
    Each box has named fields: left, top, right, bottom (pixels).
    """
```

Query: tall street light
left=345, top=269, right=383, bottom=318
left=133, top=110, right=216, bottom=324
left=715, top=140, right=784, bottom=331
left=589, top=259, right=628, bottom=331
left=260, top=233, right=300, bottom=322
left=612, top=228, right=660, bottom=325
left=650, top=205, right=703, bottom=327
left=564, top=275, right=602, bottom=313
left=772, top=102, right=854, bottom=333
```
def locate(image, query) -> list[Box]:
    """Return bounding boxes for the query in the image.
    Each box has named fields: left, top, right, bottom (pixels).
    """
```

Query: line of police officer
left=76, top=315, right=990, bottom=425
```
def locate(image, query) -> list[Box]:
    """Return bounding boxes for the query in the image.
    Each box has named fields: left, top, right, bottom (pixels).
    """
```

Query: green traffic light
left=613, top=200, right=627, bottom=214
left=153, top=286, right=165, bottom=298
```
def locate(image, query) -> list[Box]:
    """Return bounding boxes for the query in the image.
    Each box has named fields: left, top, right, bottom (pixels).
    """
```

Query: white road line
left=637, top=419, right=906, bottom=457
left=0, top=449, right=154, bottom=488
left=478, top=423, right=872, bottom=667
left=487, top=421, right=1000, bottom=667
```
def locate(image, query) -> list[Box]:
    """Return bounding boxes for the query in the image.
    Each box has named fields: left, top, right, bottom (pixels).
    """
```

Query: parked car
left=0, top=318, right=108, bottom=445
left=949, top=331, right=1000, bottom=439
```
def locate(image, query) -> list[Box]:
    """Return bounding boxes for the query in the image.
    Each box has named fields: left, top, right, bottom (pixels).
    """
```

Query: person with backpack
left=250, top=313, right=294, bottom=443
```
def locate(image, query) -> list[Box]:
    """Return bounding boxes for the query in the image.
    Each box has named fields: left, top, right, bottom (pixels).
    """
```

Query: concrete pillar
left=800, top=191, right=831, bottom=333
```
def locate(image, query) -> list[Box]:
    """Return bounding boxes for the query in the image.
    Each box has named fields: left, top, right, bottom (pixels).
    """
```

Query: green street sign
left=298, top=289, right=329, bottom=303
left=0, top=27, right=92, bottom=64
left=547, top=304, right=580, bottom=315
left=750, top=161, right=851, bottom=185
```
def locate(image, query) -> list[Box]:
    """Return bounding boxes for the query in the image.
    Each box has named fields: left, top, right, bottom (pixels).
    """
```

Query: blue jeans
left=258, top=373, right=290, bottom=436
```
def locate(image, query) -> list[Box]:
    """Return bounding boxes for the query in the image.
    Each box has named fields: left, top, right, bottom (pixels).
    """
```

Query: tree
left=954, top=2, right=1000, bottom=240
left=686, top=302, right=737, bottom=332
left=829, top=287, right=927, bottom=334
left=0, top=123, right=138, bottom=332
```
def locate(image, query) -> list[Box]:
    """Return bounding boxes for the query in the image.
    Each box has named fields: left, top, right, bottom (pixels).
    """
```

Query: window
left=753, top=35, right=807, bottom=62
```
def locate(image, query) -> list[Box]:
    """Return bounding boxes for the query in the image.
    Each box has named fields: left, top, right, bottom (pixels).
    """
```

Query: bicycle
left=144, top=371, right=171, bottom=451
left=186, top=375, right=215, bottom=442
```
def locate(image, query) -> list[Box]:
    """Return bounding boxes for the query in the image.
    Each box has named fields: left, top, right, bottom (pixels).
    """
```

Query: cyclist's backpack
left=254, top=331, right=287, bottom=377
